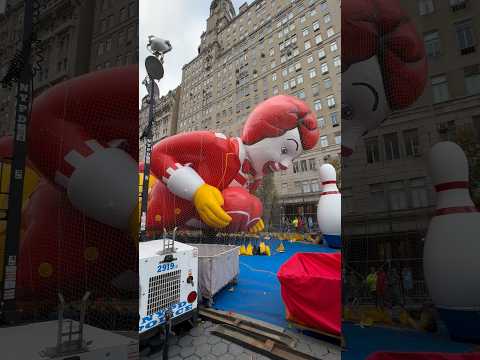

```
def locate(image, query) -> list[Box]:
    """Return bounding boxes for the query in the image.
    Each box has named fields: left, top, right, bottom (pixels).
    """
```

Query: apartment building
left=343, top=0, right=480, bottom=297
left=90, top=0, right=138, bottom=70
left=176, top=0, right=341, bottom=226
left=139, top=86, right=181, bottom=161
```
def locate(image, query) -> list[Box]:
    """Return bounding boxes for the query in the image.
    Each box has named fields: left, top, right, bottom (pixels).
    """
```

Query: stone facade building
left=0, top=0, right=138, bottom=137
left=139, top=86, right=181, bottom=161
left=176, top=0, right=341, bottom=227
left=343, top=0, right=480, bottom=301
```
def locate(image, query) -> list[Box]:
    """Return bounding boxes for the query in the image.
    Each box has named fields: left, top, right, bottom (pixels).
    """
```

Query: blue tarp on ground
left=213, top=239, right=336, bottom=328
left=213, top=239, right=476, bottom=359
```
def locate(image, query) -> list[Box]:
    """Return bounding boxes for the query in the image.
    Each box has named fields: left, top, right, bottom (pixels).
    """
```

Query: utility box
left=139, top=238, right=198, bottom=336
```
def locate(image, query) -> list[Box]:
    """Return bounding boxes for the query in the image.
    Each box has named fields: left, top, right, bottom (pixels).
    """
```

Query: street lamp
left=139, top=36, right=171, bottom=243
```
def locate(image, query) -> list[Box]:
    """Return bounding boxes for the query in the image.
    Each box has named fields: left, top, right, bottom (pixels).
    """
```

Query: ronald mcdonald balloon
left=0, top=66, right=139, bottom=302
left=146, top=95, right=320, bottom=233
left=341, top=0, right=427, bottom=157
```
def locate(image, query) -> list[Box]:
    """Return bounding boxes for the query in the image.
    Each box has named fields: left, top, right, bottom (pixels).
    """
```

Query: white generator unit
left=139, top=234, right=198, bottom=336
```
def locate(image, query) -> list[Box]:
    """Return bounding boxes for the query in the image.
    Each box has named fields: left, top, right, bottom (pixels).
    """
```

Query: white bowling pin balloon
left=317, top=164, right=341, bottom=245
left=424, top=142, right=480, bottom=310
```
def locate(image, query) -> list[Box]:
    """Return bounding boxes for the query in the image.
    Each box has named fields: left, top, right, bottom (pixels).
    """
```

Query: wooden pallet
left=212, top=324, right=324, bottom=360
left=287, top=320, right=345, bottom=349
left=199, top=307, right=296, bottom=348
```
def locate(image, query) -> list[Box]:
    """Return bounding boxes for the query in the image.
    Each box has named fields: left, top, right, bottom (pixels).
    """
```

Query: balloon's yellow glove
left=193, top=184, right=232, bottom=229
left=249, top=218, right=265, bottom=234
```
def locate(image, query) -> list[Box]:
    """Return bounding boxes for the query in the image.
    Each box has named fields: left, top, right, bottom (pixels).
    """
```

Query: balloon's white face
left=342, top=56, right=391, bottom=154
left=245, top=128, right=303, bottom=178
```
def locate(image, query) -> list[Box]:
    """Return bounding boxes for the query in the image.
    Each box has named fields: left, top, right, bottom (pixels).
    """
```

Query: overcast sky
left=139, top=0, right=249, bottom=108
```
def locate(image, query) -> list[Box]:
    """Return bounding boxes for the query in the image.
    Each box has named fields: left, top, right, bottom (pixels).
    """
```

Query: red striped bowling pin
left=424, top=141, right=480, bottom=341
left=317, top=164, right=341, bottom=248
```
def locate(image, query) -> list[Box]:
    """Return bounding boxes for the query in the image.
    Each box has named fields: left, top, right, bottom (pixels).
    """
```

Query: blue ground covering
left=213, top=238, right=476, bottom=359
left=213, top=239, right=336, bottom=328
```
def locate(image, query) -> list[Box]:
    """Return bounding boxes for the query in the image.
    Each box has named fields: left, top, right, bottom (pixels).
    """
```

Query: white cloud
left=139, top=0, right=249, bottom=108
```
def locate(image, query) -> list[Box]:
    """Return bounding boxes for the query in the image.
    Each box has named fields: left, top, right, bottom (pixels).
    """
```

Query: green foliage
left=455, top=126, right=480, bottom=207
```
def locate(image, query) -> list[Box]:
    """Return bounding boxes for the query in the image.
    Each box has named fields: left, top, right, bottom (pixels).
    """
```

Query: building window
left=369, top=183, right=386, bottom=212
left=314, top=99, right=322, bottom=111
left=424, top=31, right=441, bottom=59
left=365, top=137, right=380, bottom=163
left=272, top=72, right=277, bottom=81
left=309, top=68, right=317, bottom=78
left=317, top=117, right=326, bottom=128
left=295, top=62, right=301, bottom=71
left=333, top=56, right=341, bottom=67
left=324, top=14, right=331, bottom=24
left=296, top=74, right=304, bottom=85
left=283, top=81, right=289, bottom=90
left=330, top=41, right=338, bottom=52
left=270, top=48, right=275, bottom=56
left=97, top=42, right=104, bottom=56
left=296, top=90, right=306, bottom=99
left=290, top=78, right=296, bottom=88
left=321, top=62, right=329, bottom=74
left=326, top=27, right=335, bottom=38
left=120, top=7, right=127, bottom=21
left=320, top=135, right=328, bottom=147
left=312, top=83, right=320, bottom=96
left=128, top=2, right=136, bottom=17
left=300, top=15, right=306, bottom=23
left=318, top=48, right=326, bottom=59
left=335, top=132, right=341, bottom=145
left=273, top=86, right=279, bottom=95
left=304, top=41, right=311, bottom=50
left=324, top=77, right=332, bottom=89
left=384, top=133, right=401, bottom=160
left=403, top=129, right=420, bottom=157
left=330, top=112, right=338, bottom=125
left=313, top=21, right=320, bottom=31
left=410, top=177, right=429, bottom=208
left=293, top=161, right=299, bottom=173
left=320, top=1, right=328, bottom=11
left=307, top=55, right=314, bottom=64
left=300, top=160, right=308, bottom=172
left=326, top=95, right=336, bottom=108
left=303, top=27, right=309, bottom=37
left=465, top=66, right=480, bottom=95
left=455, top=19, right=476, bottom=54
left=311, top=180, right=320, bottom=192
left=418, top=0, right=434, bottom=15
left=315, top=34, right=323, bottom=45
left=105, top=38, right=112, bottom=51
left=432, top=75, right=449, bottom=103
left=308, top=158, right=316, bottom=170
left=282, top=68, right=288, bottom=77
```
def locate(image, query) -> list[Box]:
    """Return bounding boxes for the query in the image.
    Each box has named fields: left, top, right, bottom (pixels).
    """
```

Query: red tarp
left=277, top=252, right=341, bottom=336
left=367, top=352, right=480, bottom=360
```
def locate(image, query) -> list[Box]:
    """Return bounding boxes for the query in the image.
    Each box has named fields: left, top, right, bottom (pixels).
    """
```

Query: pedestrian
left=388, top=267, right=401, bottom=307
left=376, top=267, right=386, bottom=309
left=348, top=269, right=361, bottom=304
left=402, top=266, right=413, bottom=302
left=366, top=267, right=377, bottom=306
left=307, top=215, right=313, bottom=232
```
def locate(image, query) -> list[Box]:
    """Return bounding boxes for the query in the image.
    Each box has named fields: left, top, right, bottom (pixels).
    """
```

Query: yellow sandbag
left=259, top=241, right=266, bottom=254
left=265, top=245, right=271, bottom=256
left=246, top=243, right=253, bottom=256
left=240, top=245, right=246, bottom=255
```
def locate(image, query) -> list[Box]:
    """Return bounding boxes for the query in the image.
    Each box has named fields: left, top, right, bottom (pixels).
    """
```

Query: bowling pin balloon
left=317, top=164, right=341, bottom=248
left=424, top=141, right=480, bottom=342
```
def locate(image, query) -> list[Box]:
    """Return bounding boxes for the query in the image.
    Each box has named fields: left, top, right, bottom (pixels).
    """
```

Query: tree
left=455, top=125, right=480, bottom=207
left=254, top=173, right=278, bottom=230
left=328, top=157, right=342, bottom=190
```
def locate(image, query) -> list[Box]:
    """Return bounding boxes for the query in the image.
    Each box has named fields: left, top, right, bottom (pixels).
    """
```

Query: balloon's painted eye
left=281, top=146, right=288, bottom=154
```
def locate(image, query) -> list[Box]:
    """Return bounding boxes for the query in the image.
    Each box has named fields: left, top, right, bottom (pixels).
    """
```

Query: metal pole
left=1, top=0, right=34, bottom=323
left=139, top=77, right=156, bottom=242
